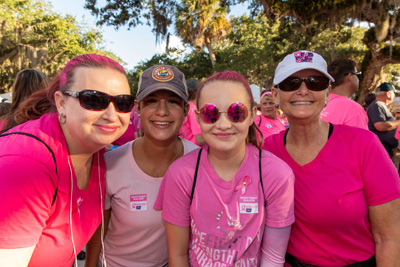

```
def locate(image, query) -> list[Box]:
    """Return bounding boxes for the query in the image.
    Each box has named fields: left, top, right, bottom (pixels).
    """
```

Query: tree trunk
left=357, top=48, right=400, bottom=105
left=205, top=40, right=216, bottom=70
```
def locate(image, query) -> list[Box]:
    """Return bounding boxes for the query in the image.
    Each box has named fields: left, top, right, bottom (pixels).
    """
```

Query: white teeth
left=292, top=101, right=312, bottom=105
left=154, top=122, right=170, bottom=125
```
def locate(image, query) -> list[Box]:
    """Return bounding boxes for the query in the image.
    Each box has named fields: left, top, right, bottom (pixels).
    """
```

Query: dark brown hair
left=328, top=59, right=357, bottom=89
left=1, top=69, right=49, bottom=129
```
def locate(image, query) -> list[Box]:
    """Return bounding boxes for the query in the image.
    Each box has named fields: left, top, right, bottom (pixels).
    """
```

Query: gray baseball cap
left=136, top=65, right=188, bottom=103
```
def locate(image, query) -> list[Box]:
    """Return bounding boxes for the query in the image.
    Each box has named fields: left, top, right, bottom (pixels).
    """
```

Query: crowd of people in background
left=0, top=50, right=399, bottom=267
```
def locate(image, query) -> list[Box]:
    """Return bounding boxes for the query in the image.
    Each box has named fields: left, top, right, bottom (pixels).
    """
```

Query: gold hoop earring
left=59, top=112, right=66, bottom=124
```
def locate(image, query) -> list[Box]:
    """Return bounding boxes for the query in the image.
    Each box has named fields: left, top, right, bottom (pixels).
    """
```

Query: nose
left=215, top=112, right=232, bottom=130
left=102, top=102, right=118, bottom=122
left=155, top=99, right=169, bottom=116
left=297, top=81, right=309, bottom=95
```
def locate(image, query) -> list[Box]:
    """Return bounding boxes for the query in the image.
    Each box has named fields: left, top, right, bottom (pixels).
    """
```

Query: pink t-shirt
left=157, top=144, right=295, bottom=267
left=263, top=125, right=400, bottom=266
left=0, top=113, right=105, bottom=267
left=255, top=114, right=286, bottom=145
left=102, top=138, right=198, bottom=266
left=179, top=102, right=202, bottom=145
left=320, top=93, right=369, bottom=129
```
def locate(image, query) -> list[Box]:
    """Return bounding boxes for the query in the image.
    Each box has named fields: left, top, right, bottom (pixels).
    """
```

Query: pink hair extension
left=197, top=71, right=254, bottom=107
left=59, top=54, right=126, bottom=89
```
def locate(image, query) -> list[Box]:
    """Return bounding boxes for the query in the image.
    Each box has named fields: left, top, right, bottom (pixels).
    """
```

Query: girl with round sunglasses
left=155, top=71, right=295, bottom=266
left=263, top=50, right=400, bottom=266
left=85, top=65, right=198, bottom=267
left=0, top=54, right=132, bottom=266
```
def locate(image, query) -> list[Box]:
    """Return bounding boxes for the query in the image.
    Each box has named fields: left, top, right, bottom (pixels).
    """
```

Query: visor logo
left=294, top=51, right=314, bottom=63
left=152, top=66, right=174, bottom=82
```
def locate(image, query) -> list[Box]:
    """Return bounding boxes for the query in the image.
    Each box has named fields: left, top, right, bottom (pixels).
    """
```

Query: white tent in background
left=250, top=84, right=261, bottom=105
left=0, top=92, right=12, bottom=103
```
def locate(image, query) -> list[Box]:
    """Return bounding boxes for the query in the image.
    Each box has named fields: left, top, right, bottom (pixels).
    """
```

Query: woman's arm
left=260, top=226, right=291, bottom=267
left=0, top=246, right=35, bottom=267
left=166, top=222, right=190, bottom=267
left=369, top=198, right=400, bottom=267
left=85, top=209, right=111, bottom=267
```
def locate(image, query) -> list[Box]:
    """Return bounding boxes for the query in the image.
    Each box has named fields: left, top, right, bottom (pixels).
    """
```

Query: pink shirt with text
left=255, top=114, right=286, bottom=146
left=157, top=144, right=295, bottom=267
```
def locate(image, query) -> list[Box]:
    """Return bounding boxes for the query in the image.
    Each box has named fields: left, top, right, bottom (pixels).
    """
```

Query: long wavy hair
left=196, top=71, right=263, bottom=148
left=13, top=54, right=126, bottom=126
left=1, top=69, right=49, bottom=129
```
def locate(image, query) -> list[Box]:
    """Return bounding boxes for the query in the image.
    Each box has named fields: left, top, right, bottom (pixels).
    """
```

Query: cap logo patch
left=152, top=66, right=174, bottom=82
left=294, top=51, right=314, bottom=63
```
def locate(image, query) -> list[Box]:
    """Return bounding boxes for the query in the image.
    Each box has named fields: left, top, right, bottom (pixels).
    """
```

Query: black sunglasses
left=344, top=72, right=361, bottom=79
left=278, top=76, right=330, bottom=92
left=62, top=90, right=134, bottom=113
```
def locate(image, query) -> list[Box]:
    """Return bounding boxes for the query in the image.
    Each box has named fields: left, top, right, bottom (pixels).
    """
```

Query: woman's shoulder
left=0, top=113, right=64, bottom=166
left=332, top=124, right=377, bottom=143
left=246, top=144, right=292, bottom=174
left=104, top=140, right=133, bottom=160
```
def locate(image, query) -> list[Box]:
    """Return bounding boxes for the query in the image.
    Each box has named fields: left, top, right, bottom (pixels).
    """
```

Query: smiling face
left=272, top=69, right=330, bottom=123
left=55, top=67, right=131, bottom=153
left=197, top=80, right=256, bottom=156
left=136, top=89, right=187, bottom=143
left=260, top=95, right=276, bottom=119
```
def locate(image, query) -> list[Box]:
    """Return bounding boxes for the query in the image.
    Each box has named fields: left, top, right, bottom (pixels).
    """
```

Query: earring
left=275, top=103, right=279, bottom=109
left=324, top=101, right=328, bottom=108
left=58, top=112, right=66, bottom=124
left=137, top=113, right=141, bottom=117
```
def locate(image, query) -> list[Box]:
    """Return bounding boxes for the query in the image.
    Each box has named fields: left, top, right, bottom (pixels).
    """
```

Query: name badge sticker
left=130, top=194, right=148, bottom=211
left=240, top=203, right=259, bottom=214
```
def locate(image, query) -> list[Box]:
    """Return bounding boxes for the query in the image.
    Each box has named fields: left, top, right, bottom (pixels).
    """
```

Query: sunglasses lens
left=227, top=103, right=248, bottom=123
left=200, top=104, right=219, bottom=124
left=279, top=77, right=302, bottom=91
left=80, top=91, right=109, bottom=111
left=115, top=95, right=135, bottom=113
left=306, top=76, right=330, bottom=91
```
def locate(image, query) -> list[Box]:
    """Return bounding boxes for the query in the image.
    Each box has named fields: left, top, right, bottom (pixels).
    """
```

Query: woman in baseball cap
left=86, top=65, right=199, bottom=266
left=263, top=50, right=400, bottom=266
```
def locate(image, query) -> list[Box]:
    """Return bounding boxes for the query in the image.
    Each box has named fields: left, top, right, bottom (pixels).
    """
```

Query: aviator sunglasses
left=197, top=102, right=249, bottom=124
left=278, top=76, right=330, bottom=92
left=62, top=90, right=135, bottom=113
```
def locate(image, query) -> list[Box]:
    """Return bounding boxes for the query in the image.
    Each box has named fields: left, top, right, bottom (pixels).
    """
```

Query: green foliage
left=84, top=0, right=178, bottom=43
left=0, top=0, right=119, bottom=92
left=128, top=13, right=367, bottom=93
left=214, top=14, right=367, bottom=88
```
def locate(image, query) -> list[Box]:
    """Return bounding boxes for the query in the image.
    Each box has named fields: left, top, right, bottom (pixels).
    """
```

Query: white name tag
left=130, top=194, right=147, bottom=211
left=240, top=203, right=259, bottom=214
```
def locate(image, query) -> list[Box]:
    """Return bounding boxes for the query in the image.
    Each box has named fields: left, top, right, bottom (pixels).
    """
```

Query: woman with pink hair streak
left=0, top=54, right=133, bottom=267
